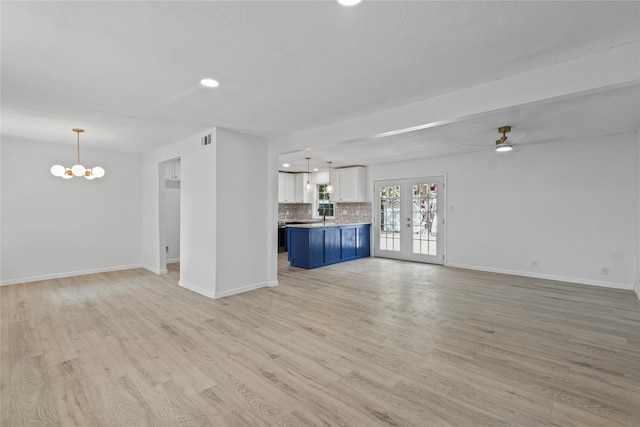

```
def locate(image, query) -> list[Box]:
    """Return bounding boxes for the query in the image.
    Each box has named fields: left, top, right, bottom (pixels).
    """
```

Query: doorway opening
left=159, top=157, right=181, bottom=276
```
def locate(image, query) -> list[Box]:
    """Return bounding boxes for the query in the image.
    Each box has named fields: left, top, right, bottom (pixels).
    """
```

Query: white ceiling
left=280, top=84, right=640, bottom=171
left=2, top=1, right=639, bottom=158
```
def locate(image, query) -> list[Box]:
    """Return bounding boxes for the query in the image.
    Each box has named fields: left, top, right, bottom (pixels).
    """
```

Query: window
left=317, top=184, right=334, bottom=217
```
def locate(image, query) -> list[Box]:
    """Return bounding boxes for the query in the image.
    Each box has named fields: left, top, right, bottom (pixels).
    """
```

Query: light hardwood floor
left=1, top=256, right=639, bottom=426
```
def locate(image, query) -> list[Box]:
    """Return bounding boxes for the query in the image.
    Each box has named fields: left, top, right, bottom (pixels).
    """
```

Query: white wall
left=142, top=128, right=272, bottom=299
left=368, top=133, right=638, bottom=290
left=636, top=129, right=640, bottom=300
left=1, top=139, right=143, bottom=285
left=215, top=128, right=270, bottom=297
left=267, top=138, right=285, bottom=287
left=168, top=131, right=217, bottom=297
left=141, top=130, right=217, bottom=296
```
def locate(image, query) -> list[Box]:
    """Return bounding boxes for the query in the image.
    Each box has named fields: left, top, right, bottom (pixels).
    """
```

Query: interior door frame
left=373, top=175, right=446, bottom=265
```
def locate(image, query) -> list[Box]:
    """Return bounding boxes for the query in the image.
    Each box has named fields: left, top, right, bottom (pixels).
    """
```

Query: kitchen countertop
left=286, top=222, right=372, bottom=228
left=278, top=218, right=324, bottom=224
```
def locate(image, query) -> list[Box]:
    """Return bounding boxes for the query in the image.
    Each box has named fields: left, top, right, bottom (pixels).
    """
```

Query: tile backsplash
left=278, top=202, right=372, bottom=223
left=278, top=203, right=313, bottom=220
left=334, top=202, right=372, bottom=224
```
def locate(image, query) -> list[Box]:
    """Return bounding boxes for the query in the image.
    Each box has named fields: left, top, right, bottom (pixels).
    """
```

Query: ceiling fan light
left=200, top=78, right=220, bottom=88
left=50, top=164, right=65, bottom=177
left=92, top=166, right=105, bottom=178
left=496, top=143, right=513, bottom=152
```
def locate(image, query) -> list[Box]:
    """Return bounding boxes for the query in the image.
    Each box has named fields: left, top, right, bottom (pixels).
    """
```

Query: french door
left=374, top=177, right=444, bottom=264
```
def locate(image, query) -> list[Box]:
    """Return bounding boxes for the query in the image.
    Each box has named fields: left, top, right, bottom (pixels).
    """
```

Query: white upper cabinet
left=278, top=172, right=295, bottom=203
left=279, top=172, right=314, bottom=203
left=335, top=166, right=366, bottom=202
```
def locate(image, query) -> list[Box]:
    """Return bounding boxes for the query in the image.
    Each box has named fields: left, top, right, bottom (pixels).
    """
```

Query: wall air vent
left=201, top=134, right=212, bottom=148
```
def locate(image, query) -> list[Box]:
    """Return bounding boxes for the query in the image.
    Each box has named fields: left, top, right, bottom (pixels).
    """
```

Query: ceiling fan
left=457, top=125, right=566, bottom=152
left=458, top=126, right=515, bottom=152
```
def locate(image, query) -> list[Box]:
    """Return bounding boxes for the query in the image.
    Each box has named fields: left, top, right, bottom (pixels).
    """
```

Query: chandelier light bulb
left=62, top=169, right=73, bottom=179
left=92, top=166, right=105, bottom=178
left=71, top=164, right=86, bottom=176
left=50, top=164, right=65, bottom=177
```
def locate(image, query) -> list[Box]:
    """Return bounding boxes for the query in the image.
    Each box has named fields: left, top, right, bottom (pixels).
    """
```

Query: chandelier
left=50, top=128, right=105, bottom=180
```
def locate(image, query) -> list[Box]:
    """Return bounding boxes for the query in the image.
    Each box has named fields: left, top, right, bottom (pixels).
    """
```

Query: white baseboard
left=1, top=264, right=143, bottom=287
left=143, top=265, right=168, bottom=275
left=634, top=283, right=640, bottom=301
left=447, top=263, right=634, bottom=291
left=268, top=280, right=278, bottom=287
left=179, top=280, right=216, bottom=299
left=179, top=280, right=274, bottom=299
left=215, top=281, right=271, bottom=298
left=166, top=259, right=180, bottom=264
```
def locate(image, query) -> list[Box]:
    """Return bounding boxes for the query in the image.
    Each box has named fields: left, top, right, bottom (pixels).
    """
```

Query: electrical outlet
left=601, top=267, right=609, bottom=275
left=531, top=260, right=538, bottom=268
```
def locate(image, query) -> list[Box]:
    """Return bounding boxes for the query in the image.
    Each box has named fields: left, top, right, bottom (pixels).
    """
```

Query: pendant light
left=305, top=157, right=312, bottom=192
left=326, top=161, right=333, bottom=193
left=50, top=128, right=105, bottom=180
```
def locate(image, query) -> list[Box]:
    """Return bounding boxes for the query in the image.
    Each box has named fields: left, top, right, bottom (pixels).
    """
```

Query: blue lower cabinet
left=324, top=228, right=341, bottom=264
left=287, top=224, right=371, bottom=269
left=357, top=226, right=371, bottom=257
left=341, top=227, right=357, bottom=259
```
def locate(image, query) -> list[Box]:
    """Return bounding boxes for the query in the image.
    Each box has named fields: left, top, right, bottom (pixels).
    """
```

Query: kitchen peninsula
left=287, top=223, right=371, bottom=269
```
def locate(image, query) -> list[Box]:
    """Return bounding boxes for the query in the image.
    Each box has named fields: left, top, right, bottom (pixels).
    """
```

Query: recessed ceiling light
left=313, top=168, right=318, bottom=172
left=200, top=78, right=220, bottom=88
left=282, top=163, right=290, bottom=168
left=337, top=0, right=362, bottom=6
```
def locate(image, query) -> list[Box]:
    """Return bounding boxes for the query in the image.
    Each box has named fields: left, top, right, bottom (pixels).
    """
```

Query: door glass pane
left=412, top=183, right=437, bottom=255
left=379, top=185, right=400, bottom=251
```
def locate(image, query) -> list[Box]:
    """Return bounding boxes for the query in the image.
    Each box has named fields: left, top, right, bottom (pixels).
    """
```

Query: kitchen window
left=317, top=184, right=334, bottom=218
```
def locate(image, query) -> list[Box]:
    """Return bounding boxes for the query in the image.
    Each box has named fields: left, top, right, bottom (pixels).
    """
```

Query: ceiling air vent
left=201, top=134, right=212, bottom=148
